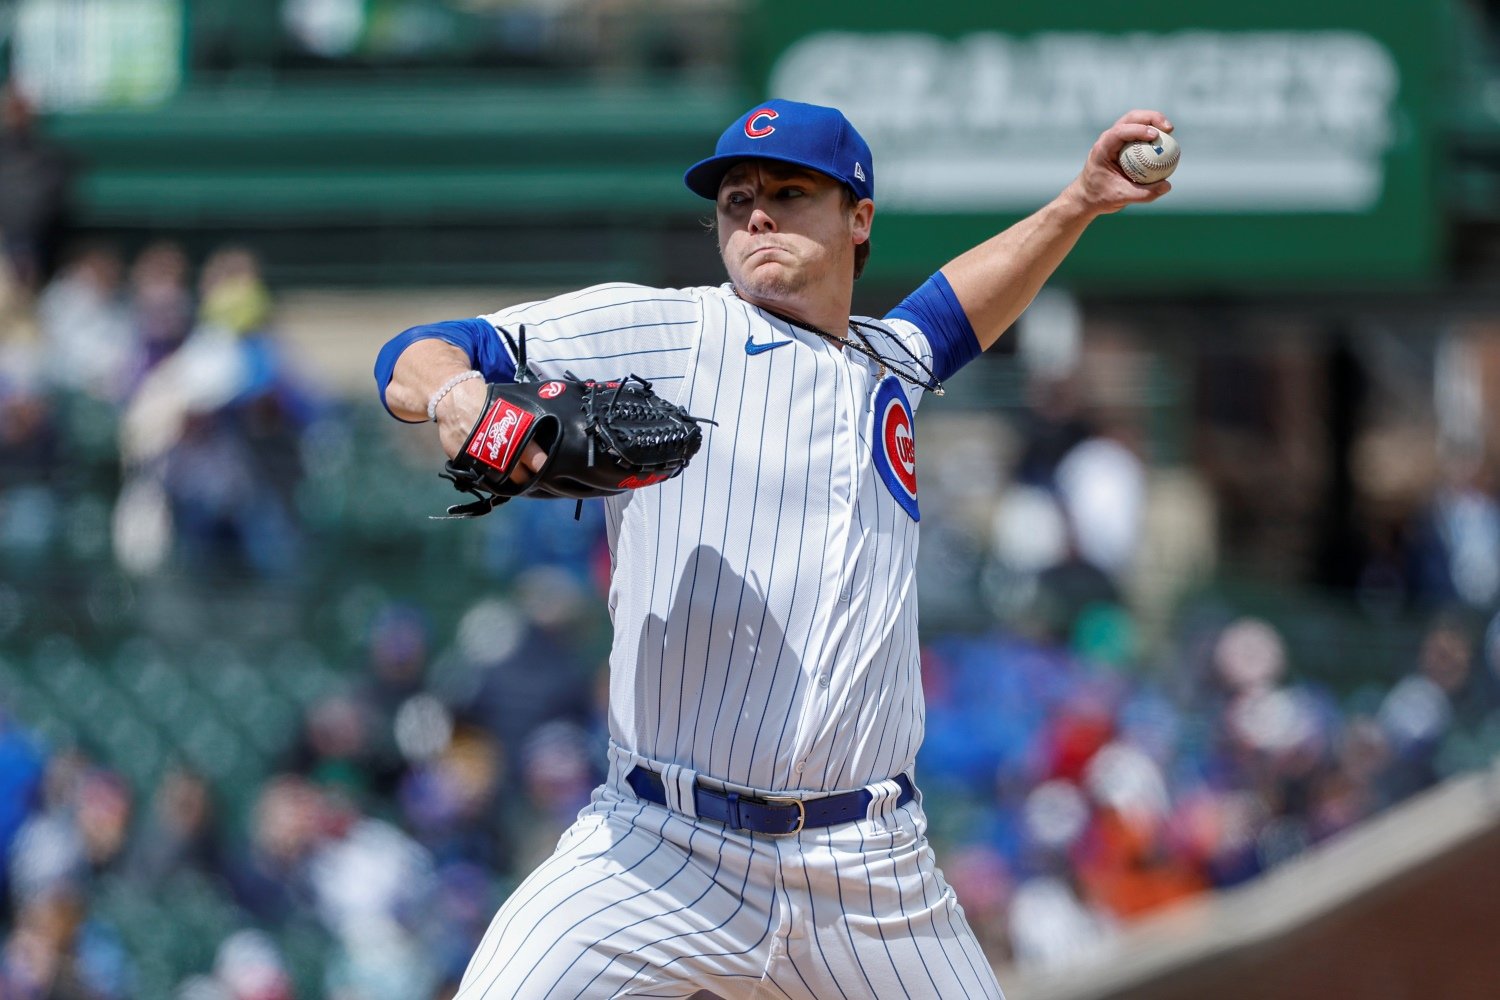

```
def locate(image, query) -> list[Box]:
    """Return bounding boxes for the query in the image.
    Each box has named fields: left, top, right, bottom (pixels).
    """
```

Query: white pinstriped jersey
left=481, top=281, right=937, bottom=795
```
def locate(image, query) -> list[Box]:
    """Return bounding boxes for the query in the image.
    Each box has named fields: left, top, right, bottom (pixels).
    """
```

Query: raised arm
left=940, top=110, right=1173, bottom=351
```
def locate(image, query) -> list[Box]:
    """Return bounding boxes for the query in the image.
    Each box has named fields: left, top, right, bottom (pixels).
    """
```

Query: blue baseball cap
left=684, top=99, right=874, bottom=202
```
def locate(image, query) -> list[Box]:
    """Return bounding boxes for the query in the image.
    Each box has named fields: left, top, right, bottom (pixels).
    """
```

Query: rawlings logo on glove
left=468, top=398, right=532, bottom=469
left=438, top=327, right=712, bottom=519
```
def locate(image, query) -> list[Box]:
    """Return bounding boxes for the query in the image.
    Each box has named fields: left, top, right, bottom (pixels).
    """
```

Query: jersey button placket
left=812, top=336, right=856, bottom=650
left=791, top=338, right=855, bottom=789
left=831, top=347, right=863, bottom=608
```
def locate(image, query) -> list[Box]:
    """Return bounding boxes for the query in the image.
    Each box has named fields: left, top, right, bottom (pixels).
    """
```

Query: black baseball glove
left=439, top=372, right=710, bottom=518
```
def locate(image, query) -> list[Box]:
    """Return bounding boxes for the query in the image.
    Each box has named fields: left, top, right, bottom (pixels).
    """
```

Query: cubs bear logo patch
left=872, top=376, right=919, bottom=521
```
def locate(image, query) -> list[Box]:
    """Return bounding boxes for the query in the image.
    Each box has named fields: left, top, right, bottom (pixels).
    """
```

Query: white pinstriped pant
left=456, top=745, right=1004, bottom=999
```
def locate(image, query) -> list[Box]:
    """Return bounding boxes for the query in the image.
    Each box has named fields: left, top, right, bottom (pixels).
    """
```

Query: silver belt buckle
left=762, top=796, right=806, bottom=837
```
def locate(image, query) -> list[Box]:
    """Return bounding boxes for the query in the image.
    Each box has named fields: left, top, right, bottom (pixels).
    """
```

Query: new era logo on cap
left=684, top=99, right=874, bottom=203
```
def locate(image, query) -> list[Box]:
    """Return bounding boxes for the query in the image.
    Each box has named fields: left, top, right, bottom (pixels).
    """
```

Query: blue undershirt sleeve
left=884, top=270, right=981, bottom=382
left=372, top=317, right=516, bottom=421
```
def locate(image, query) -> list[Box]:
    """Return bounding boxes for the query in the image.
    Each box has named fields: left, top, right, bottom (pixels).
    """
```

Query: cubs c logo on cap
left=745, top=108, right=778, bottom=138
left=872, top=377, right=919, bottom=521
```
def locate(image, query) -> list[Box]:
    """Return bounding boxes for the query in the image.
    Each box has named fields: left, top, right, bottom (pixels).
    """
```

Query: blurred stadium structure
left=4, top=1, right=1500, bottom=997
left=1006, top=760, right=1500, bottom=1000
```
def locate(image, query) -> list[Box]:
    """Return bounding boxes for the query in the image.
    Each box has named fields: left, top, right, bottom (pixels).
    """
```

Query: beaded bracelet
left=427, top=370, right=484, bottom=422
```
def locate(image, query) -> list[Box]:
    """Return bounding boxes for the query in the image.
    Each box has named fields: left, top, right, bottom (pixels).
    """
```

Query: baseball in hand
left=1117, top=129, right=1180, bottom=184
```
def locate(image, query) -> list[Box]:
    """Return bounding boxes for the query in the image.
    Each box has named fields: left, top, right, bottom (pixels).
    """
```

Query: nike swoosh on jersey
left=745, top=335, right=791, bottom=356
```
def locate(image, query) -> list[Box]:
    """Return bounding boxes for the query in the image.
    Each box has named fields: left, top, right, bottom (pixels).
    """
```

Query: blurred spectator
left=1013, top=374, right=1094, bottom=490
left=227, top=775, right=342, bottom=925
left=8, top=753, right=132, bottom=908
left=988, top=481, right=1127, bottom=644
left=1, top=745, right=134, bottom=999
left=36, top=242, right=134, bottom=404
left=511, top=720, right=599, bottom=874
left=309, top=817, right=440, bottom=1000
left=0, top=228, right=41, bottom=376
left=0, top=884, right=132, bottom=999
left=0, top=710, right=46, bottom=916
left=397, top=725, right=507, bottom=873
left=940, top=844, right=1014, bottom=965
left=1377, top=616, right=1479, bottom=800
left=464, top=569, right=603, bottom=788
left=1406, top=459, right=1500, bottom=610
left=0, top=82, right=73, bottom=294
left=1007, top=870, right=1117, bottom=974
left=127, top=241, right=195, bottom=379
left=287, top=608, right=444, bottom=810
left=194, top=248, right=271, bottom=342
left=1043, top=686, right=1117, bottom=785
left=333, top=602, right=441, bottom=803
left=176, top=973, right=235, bottom=1000
left=1308, top=715, right=1389, bottom=841
left=124, top=767, right=224, bottom=886
left=0, top=375, right=56, bottom=490
left=1054, top=422, right=1147, bottom=581
left=360, top=603, right=433, bottom=726
left=287, top=693, right=383, bottom=803
left=1007, top=778, right=1117, bottom=972
left=209, top=930, right=293, bottom=1000
left=913, top=602, right=1466, bottom=973
left=115, top=245, right=322, bottom=578
left=70, top=770, right=132, bottom=878
left=7, top=790, right=88, bottom=913
left=1074, top=742, right=1204, bottom=920
left=413, top=861, right=497, bottom=998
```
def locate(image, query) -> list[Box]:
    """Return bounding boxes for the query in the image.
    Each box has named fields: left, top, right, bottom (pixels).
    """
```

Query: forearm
left=938, top=111, right=1174, bottom=352
left=384, top=339, right=475, bottom=423
left=938, top=184, right=1097, bottom=352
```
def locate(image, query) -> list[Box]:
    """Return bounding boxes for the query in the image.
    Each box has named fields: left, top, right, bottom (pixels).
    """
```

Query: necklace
left=740, top=295, right=946, bottom=396
left=808, top=324, right=885, bottom=382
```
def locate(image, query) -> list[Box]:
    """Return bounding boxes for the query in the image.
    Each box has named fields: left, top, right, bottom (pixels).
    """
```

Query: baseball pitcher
left=376, top=99, right=1173, bottom=999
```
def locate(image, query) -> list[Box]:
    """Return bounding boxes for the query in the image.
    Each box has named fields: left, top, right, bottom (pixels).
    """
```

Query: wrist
left=1054, top=180, right=1102, bottom=224
left=428, top=370, right=484, bottom=422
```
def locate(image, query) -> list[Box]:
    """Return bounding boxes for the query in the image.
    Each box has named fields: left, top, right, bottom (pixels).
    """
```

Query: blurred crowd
left=0, top=576, right=611, bottom=1000
left=5, top=542, right=1500, bottom=997
left=1, top=227, right=323, bottom=581
left=920, top=610, right=1500, bottom=973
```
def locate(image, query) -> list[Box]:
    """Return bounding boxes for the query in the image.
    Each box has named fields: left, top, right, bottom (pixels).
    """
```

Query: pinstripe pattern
left=456, top=750, right=1002, bottom=999
left=458, top=282, right=1003, bottom=998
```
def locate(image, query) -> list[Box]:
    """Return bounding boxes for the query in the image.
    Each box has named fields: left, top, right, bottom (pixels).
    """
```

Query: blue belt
left=625, top=766, right=914, bottom=837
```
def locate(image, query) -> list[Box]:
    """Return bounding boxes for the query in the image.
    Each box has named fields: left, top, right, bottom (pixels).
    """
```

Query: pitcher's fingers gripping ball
left=439, top=372, right=711, bottom=518
left=1118, top=128, right=1180, bottom=184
